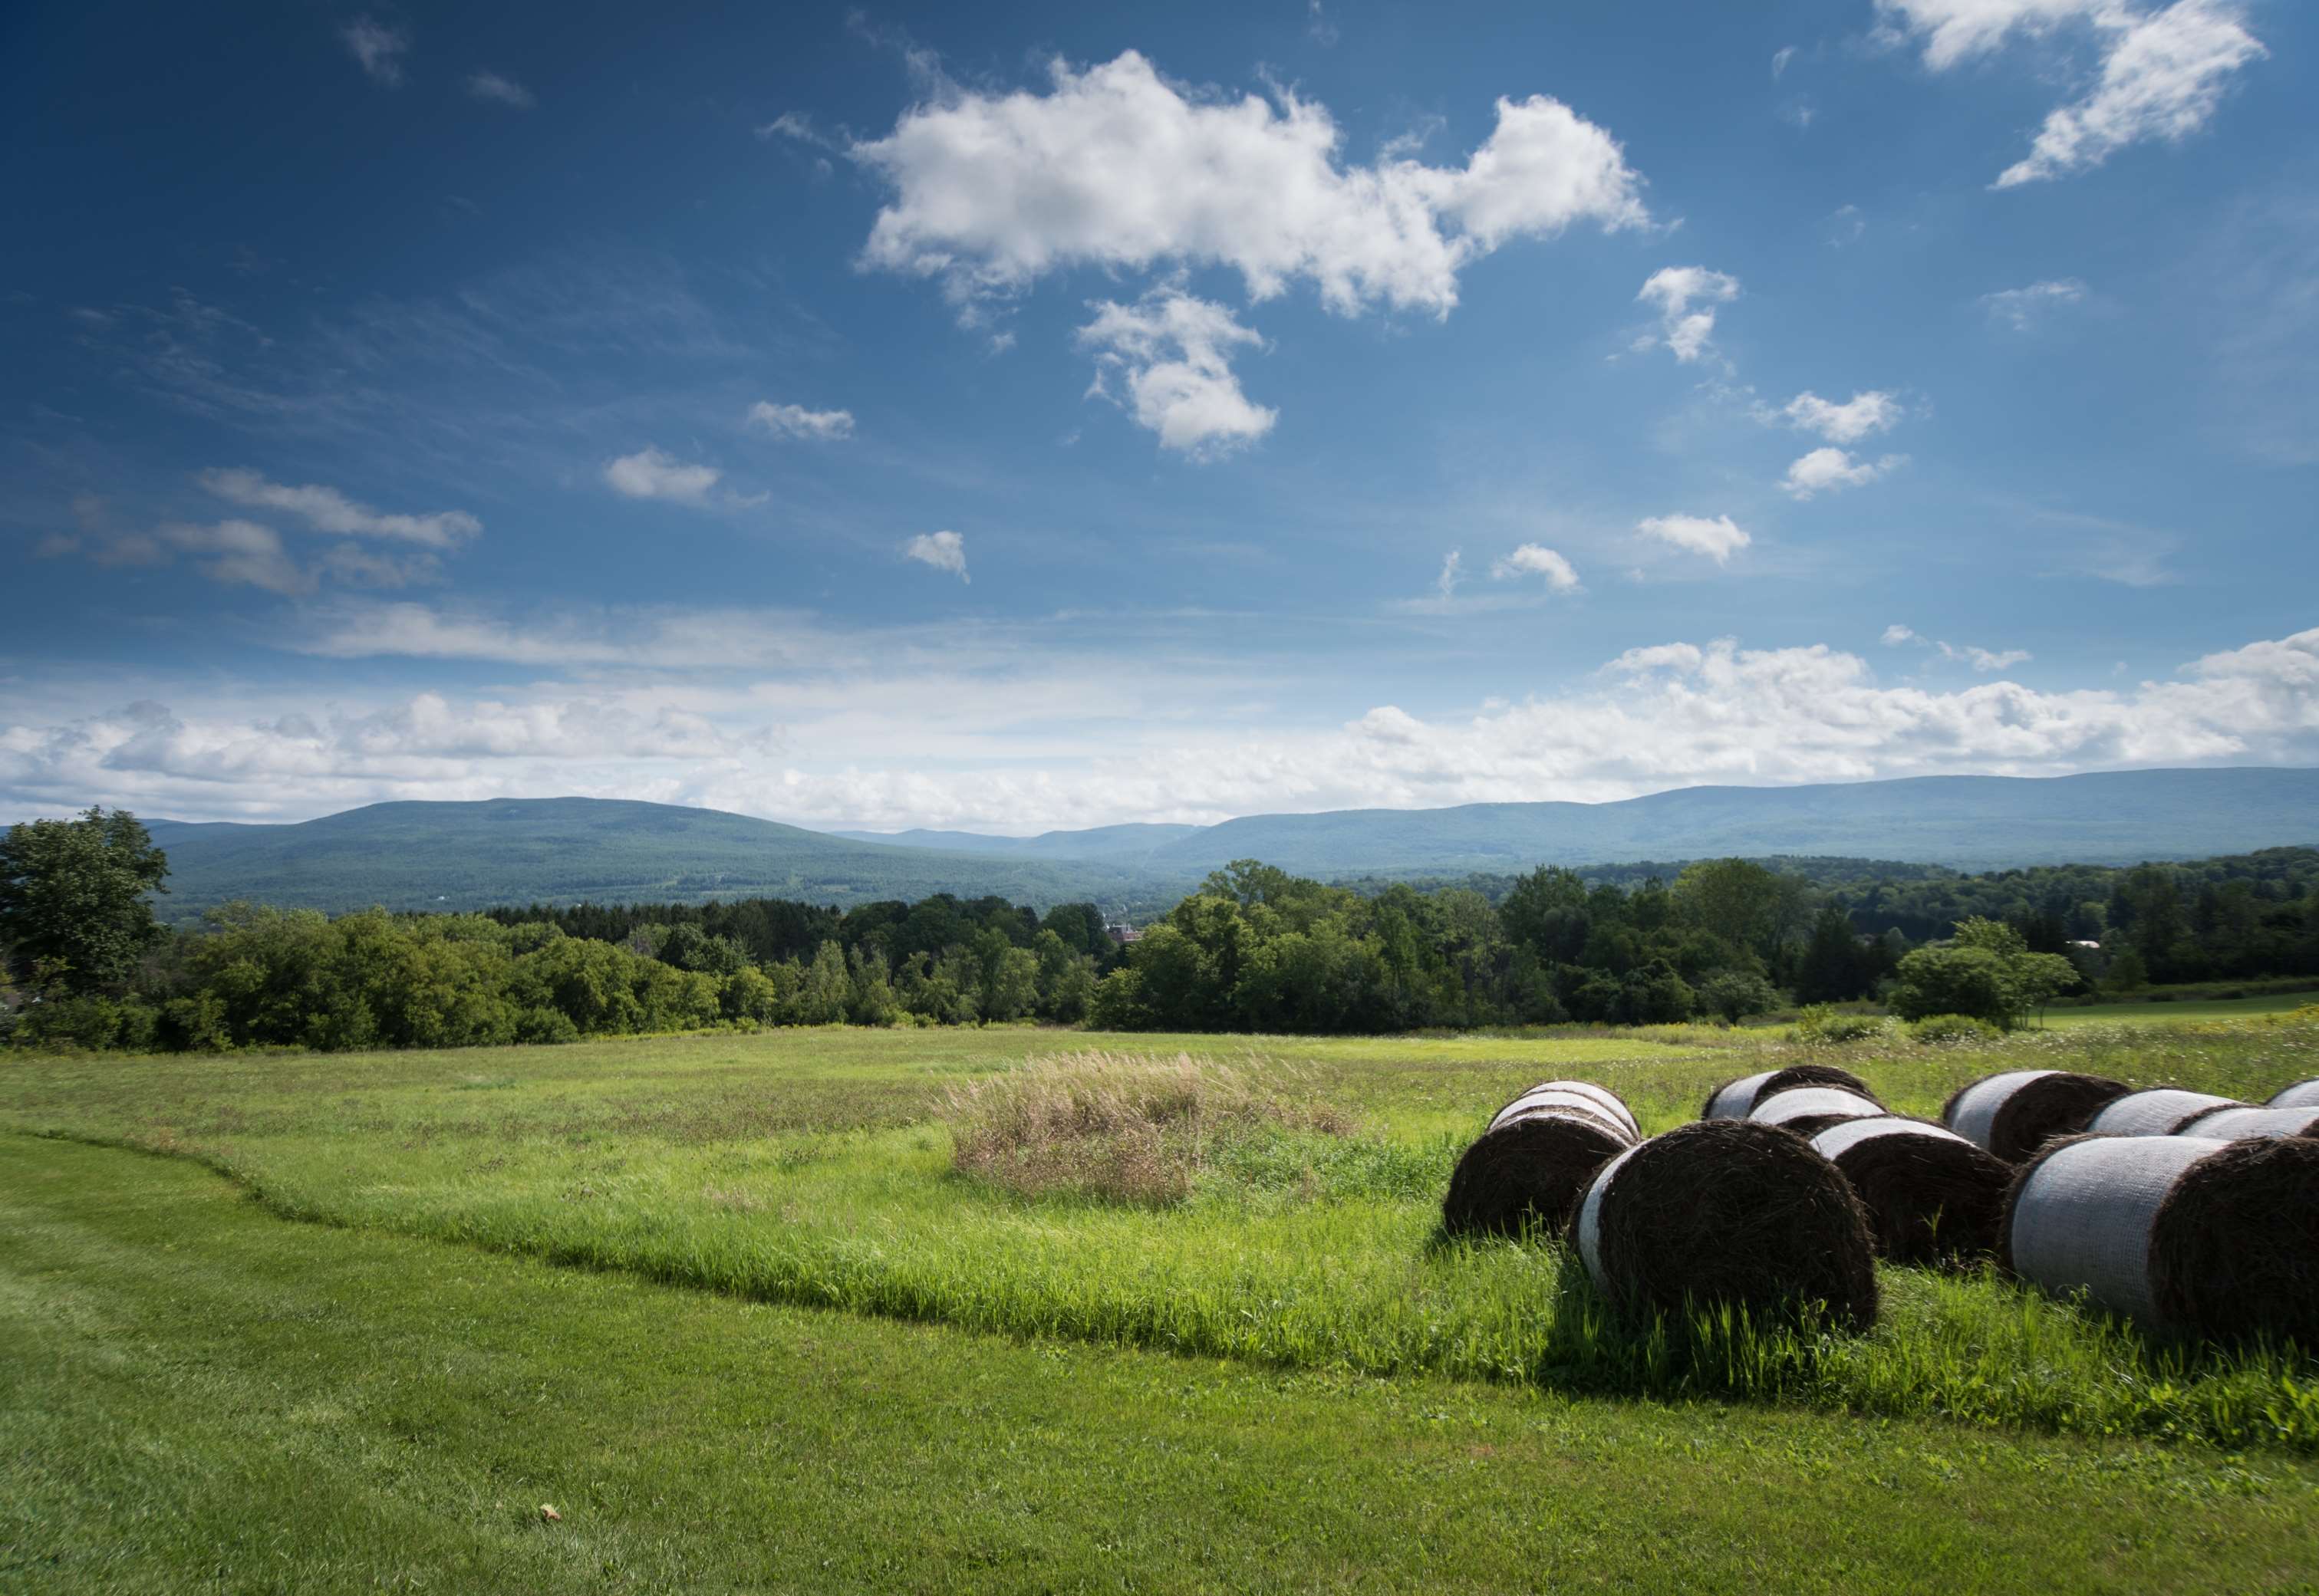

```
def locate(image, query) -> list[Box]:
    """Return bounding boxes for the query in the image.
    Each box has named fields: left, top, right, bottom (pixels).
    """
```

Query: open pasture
left=5, top=1018, right=2317, bottom=1456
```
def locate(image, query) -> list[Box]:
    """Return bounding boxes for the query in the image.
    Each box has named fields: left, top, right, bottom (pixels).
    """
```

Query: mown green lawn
left=6, top=1134, right=2319, bottom=1594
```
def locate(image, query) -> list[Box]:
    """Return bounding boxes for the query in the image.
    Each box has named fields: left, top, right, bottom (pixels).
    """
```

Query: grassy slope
left=6, top=1021, right=2317, bottom=1450
left=7, top=1134, right=2319, bottom=1595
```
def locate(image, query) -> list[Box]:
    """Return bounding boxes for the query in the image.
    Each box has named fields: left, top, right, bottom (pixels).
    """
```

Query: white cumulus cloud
left=1490, top=544, right=1580, bottom=590
left=903, top=529, right=970, bottom=581
left=1784, top=447, right=1904, bottom=499
left=603, top=448, right=723, bottom=506
left=1636, top=267, right=1740, bottom=364
left=850, top=50, right=1648, bottom=318
left=1077, top=288, right=1276, bottom=458
left=10, top=626, right=2317, bottom=831
left=1635, top=513, right=1752, bottom=564
left=1878, top=1, right=2265, bottom=186
left=1779, top=390, right=1902, bottom=443
left=748, top=401, right=856, bottom=440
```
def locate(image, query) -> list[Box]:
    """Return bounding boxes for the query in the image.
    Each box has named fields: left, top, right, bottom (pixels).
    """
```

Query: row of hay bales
left=1442, top=1067, right=2319, bottom=1344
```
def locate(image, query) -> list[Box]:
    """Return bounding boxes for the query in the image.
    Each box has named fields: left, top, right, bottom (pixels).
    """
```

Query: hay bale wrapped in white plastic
left=1444, top=1088, right=1637, bottom=1239
left=1576, top=1119, right=1879, bottom=1331
left=2086, top=1088, right=2245, bottom=1137
left=2001, top=1133, right=2319, bottom=1341
left=1749, top=1086, right=1886, bottom=1137
left=1809, top=1117, right=2011, bottom=1266
left=1487, top=1080, right=1639, bottom=1139
left=1702, top=1065, right=1873, bottom=1120
left=2271, top=1080, right=2319, bottom=1109
left=2177, top=1104, right=2319, bottom=1140
left=1942, top=1069, right=2130, bottom=1163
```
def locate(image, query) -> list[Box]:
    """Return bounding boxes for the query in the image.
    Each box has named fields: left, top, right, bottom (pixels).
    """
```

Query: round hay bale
left=1488, top=1080, right=1639, bottom=1139
left=1701, top=1064, right=1875, bottom=1121
left=1748, top=1087, right=1886, bottom=1132
left=2177, top=1104, right=2319, bottom=1140
left=1576, top=1119, right=1879, bottom=1331
left=1810, top=1117, right=2011, bottom=1267
left=2270, top=1079, right=2319, bottom=1110
left=1442, top=1106, right=1633, bottom=1239
left=2002, top=1134, right=2319, bottom=1342
left=1942, top=1069, right=2132, bottom=1163
left=2085, top=1088, right=2245, bottom=1137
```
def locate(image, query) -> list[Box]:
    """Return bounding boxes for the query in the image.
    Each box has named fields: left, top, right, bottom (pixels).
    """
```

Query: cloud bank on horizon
left=2, top=0, right=2310, bottom=832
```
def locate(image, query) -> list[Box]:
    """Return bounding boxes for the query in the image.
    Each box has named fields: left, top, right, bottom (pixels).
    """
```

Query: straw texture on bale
left=2086, top=1088, right=2245, bottom=1137
left=2176, top=1104, right=2319, bottom=1140
left=1810, top=1117, right=2011, bottom=1267
left=1748, top=1087, right=1886, bottom=1131
left=1576, top=1119, right=1879, bottom=1331
left=1701, top=1065, right=1874, bottom=1121
left=2003, top=1134, right=2319, bottom=1343
left=2271, top=1079, right=2319, bottom=1110
left=1941, top=1069, right=2132, bottom=1163
left=1488, top=1080, right=1639, bottom=1139
left=1442, top=1105, right=1635, bottom=1239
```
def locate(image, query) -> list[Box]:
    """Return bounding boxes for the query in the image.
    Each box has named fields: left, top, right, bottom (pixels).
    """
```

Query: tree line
left=5, top=808, right=2315, bottom=1051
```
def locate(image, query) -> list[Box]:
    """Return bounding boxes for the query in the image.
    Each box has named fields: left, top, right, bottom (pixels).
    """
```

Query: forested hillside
left=141, top=798, right=1168, bottom=922
left=107, top=768, right=2319, bottom=923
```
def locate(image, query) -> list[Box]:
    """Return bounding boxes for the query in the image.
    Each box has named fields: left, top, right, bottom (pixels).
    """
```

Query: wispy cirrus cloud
left=747, top=400, right=855, bottom=440
left=341, top=17, right=409, bottom=87
left=1876, top=1, right=2266, bottom=187
left=1982, top=278, right=2088, bottom=329
left=466, top=71, right=535, bottom=108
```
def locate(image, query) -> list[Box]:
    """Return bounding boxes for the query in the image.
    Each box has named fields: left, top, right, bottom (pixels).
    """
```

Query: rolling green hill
left=120, top=767, right=2319, bottom=921
left=140, top=798, right=1162, bottom=923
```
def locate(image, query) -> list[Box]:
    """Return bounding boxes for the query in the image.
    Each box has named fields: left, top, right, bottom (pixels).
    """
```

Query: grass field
left=2040, top=991, right=2319, bottom=1026
left=8, top=1134, right=2319, bottom=1594
left=5, top=1017, right=2319, bottom=1590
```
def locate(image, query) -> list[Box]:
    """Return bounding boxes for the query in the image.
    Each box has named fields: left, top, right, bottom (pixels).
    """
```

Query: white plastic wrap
left=1943, top=1070, right=2055, bottom=1152
left=1489, top=1081, right=1639, bottom=1138
left=2087, top=1089, right=2242, bottom=1137
left=2008, top=1137, right=2228, bottom=1324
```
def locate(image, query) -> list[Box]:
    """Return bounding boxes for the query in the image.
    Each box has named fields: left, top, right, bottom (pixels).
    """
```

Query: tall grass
left=940, top=1049, right=1355, bottom=1203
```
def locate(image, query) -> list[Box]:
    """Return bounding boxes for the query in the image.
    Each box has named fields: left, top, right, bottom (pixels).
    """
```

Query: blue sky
left=2, top=0, right=2314, bottom=831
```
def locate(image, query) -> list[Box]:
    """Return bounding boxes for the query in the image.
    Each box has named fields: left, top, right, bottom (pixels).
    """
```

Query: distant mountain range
left=140, top=799, right=1158, bottom=923
left=130, top=767, right=2319, bottom=921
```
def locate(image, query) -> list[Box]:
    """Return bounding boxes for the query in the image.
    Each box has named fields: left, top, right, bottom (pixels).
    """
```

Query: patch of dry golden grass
left=940, top=1050, right=1355, bottom=1205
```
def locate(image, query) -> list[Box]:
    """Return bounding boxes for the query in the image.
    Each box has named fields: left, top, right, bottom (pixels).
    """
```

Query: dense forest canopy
left=5, top=808, right=2315, bottom=1052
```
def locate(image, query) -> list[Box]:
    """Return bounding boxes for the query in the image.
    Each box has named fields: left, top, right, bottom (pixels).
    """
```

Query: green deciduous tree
left=0, top=808, right=170, bottom=995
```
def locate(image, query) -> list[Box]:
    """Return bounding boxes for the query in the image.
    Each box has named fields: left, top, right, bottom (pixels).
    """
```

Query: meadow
left=5, top=1012, right=2319, bottom=1591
